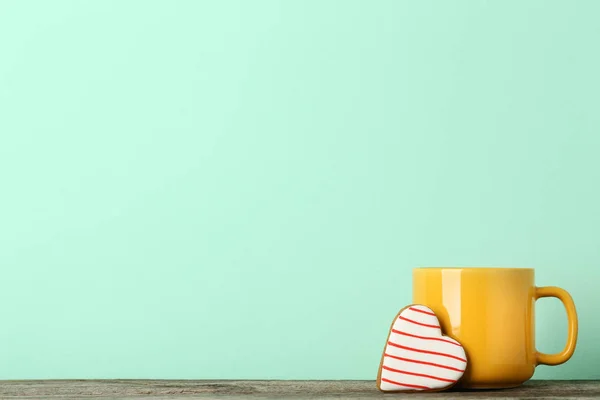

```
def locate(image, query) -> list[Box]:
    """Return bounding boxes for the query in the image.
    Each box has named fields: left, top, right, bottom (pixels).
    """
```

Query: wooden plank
left=0, top=380, right=598, bottom=399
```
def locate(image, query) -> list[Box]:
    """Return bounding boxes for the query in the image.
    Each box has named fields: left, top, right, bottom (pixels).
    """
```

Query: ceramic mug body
left=413, top=267, right=578, bottom=389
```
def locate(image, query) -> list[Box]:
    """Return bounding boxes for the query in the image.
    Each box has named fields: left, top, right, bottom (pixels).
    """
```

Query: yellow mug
left=413, top=267, right=578, bottom=389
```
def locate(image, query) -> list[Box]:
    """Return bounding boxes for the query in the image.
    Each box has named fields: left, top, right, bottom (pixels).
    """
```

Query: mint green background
left=1, top=0, right=598, bottom=379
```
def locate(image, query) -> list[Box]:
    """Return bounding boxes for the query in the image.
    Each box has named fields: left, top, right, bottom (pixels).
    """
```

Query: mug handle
left=535, top=286, right=578, bottom=366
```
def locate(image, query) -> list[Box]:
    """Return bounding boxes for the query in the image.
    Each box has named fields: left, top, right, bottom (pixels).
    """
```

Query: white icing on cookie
left=378, top=305, right=467, bottom=392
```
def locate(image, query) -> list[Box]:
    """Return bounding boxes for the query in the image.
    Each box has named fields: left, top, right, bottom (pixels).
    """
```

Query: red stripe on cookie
left=387, top=342, right=467, bottom=362
left=384, top=353, right=465, bottom=372
left=382, top=365, right=457, bottom=383
left=380, top=377, right=430, bottom=390
left=408, top=307, right=436, bottom=316
left=398, top=316, right=440, bottom=329
left=391, top=329, right=462, bottom=347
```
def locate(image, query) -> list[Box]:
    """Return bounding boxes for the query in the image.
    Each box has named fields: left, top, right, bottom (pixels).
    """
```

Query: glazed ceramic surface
left=413, top=267, right=578, bottom=389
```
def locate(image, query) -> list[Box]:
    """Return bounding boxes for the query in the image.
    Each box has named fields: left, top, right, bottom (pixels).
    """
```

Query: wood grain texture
left=0, top=380, right=598, bottom=399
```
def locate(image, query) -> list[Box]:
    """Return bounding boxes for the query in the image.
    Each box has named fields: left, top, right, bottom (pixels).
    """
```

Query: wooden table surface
left=0, top=380, right=598, bottom=399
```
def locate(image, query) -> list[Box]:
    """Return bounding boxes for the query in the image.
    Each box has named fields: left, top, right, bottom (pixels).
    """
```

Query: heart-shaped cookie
left=377, top=304, right=467, bottom=392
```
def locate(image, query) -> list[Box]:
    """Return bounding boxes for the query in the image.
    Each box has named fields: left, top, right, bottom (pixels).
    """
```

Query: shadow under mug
left=413, top=267, right=578, bottom=389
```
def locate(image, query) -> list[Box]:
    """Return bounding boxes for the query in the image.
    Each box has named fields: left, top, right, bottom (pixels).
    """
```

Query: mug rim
left=414, top=266, right=534, bottom=271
